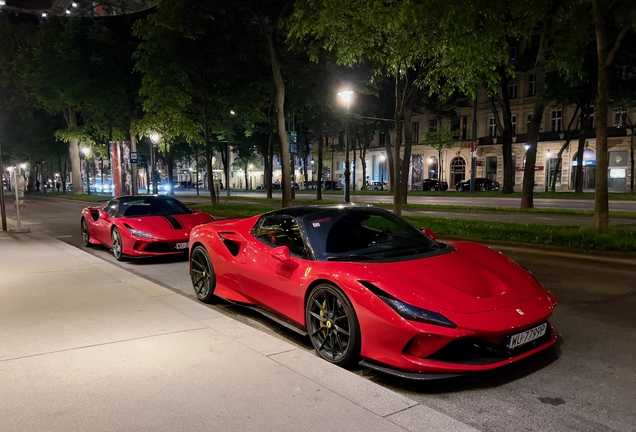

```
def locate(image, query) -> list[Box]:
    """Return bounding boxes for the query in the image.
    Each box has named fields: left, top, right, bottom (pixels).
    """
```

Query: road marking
left=55, top=235, right=72, bottom=238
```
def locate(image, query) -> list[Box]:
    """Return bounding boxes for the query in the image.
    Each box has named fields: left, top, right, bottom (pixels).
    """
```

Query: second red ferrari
left=81, top=195, right=214, bottom=260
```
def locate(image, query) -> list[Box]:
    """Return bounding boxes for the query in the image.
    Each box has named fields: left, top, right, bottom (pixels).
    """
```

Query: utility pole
left=470, top=96, right=478, bottom=194
left=0, top=139, right=7, bottom=231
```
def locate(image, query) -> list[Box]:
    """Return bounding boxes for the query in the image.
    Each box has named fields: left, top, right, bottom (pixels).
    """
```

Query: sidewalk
left=0, top=229, right=478, bottom=432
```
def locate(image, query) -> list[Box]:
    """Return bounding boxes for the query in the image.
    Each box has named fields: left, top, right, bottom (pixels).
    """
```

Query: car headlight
left=125, top=225, right=153, bottom=239
left=359, top=281, right=457, bottom=328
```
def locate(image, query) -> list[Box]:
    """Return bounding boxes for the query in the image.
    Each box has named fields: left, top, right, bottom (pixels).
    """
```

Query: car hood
left=351, top=241, right=541, bottom=314
left=120, top=213, right=212, bottom=237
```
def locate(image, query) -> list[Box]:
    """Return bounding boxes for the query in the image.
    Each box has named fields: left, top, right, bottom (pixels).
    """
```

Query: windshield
left=118, top=196, right=192, bottom=217
left=299, top=208, right=441, bottom=262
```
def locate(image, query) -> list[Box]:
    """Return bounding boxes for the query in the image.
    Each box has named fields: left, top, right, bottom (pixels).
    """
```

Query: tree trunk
left=259, top=16, right=290, bottom=208
left=63, top=108, right=83, bottom=195
left=382, top=122, right=394, bottom=192
left=593, top=61, right=610, bottom=232
left=392, top=118, right=404, bottom=215
left=521, top=26, right=550, bottom=209
left=203, top=111, right=217, bottom=205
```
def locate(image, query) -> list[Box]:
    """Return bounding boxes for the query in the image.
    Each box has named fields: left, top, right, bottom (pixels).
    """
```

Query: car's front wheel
left=190, top=245, right=217, bottom=303
left=81, top=218, right=92, bottom=247
left=456, top=185, right=463, bottom=191
left=111, top=227, right=124, bottom=261
left=306, top=284, right=361, bottom=367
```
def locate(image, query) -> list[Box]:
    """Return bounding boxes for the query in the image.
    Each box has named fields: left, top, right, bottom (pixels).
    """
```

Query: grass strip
left=193, top=203, right=636, bottom=253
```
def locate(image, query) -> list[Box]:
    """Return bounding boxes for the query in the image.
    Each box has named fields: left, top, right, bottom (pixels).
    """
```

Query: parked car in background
left=455, top=178, right=500, bottom=192
left=369, top=181, right=387, bottom=190
left=323, top=180, right=342, bottom=190
left=420, top=179, right=449, bottom=191
left=81, top=195, right=214, bottom=261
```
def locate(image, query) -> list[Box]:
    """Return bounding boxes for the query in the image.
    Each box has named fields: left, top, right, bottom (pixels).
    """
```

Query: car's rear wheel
left=81, top=218, right=91, bottom=247
left=456, top=185, right=463, bottom=191
left=430, top=186, right=436, bottom=191
left=306, top=284, right=361, bottom=367
left=111, top=227, right=124, bottom=261
left=190, top=245, right=217, bottom=303
left=480, top=185, right=486, bottom=191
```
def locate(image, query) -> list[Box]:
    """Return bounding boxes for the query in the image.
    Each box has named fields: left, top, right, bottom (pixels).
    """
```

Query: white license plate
left=175, top=242, right=189, bottom=250
left=507, top=323, right=548, bottom=350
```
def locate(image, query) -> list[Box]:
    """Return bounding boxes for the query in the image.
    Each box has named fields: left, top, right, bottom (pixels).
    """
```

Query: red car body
left=188, top=204, right=557, bottom=379
left=81, top=195, right=214, bottom=260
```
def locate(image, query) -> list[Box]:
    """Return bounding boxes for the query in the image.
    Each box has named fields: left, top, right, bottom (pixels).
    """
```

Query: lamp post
left=149, top=132, right=160, bottom=194
left=379, top=154, right=386, bottom=190
left=81, top=147, right=91, bottom=195
left=0, top=138, right=7, bottom=231
left=338, top=90, right=354, bottom=203
left=545, top=149, right=552, bottom=192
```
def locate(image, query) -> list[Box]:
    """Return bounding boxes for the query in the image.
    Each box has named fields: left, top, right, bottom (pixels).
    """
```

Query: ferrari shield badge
left=304, top=267, right=312, bottom=278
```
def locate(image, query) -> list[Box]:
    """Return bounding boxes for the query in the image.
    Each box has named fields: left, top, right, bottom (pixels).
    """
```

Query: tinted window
left=300, top=208, right=440, bottom=261
left=105, top=200, right=118, bottom=218
left=118, top=196, right=192, bottom=217
left=253, top=214, right=306, bottom=257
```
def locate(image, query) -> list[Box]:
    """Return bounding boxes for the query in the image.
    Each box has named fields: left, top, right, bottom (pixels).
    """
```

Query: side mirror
left=99, top=210, right=109, bottom=220
left=271, top=246, right=299, bottom=268
left=421, top=228, right=438, bottom=240
left=192, top=207, right=200, bottom=213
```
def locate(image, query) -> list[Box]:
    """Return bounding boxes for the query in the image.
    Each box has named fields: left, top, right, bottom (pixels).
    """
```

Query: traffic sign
left=130, top=152, right=138, bottom=164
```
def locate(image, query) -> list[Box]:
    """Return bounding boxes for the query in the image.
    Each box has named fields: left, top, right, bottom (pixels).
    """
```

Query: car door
left=239, top=214, right=309, bottom=326
left=93, top=200, right=118, bottom=245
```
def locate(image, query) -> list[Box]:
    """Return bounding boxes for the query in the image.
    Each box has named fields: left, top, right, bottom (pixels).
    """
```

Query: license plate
left=507, top=323, right=548, bottom=350
left=175, top=242, right=189, bottom=250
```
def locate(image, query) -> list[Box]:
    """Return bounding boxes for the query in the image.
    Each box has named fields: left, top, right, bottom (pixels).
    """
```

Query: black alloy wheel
left=480, top=185, right=487, bottom=191
left=111, top=227, right=124, bottom=261
left=190, top=245, right=217, bottom=303
left=457, top=185, right=463, bottom=191
left=430, top=186, right=436, bottom=191
left=306, top=284, right=361, bottom=367
left=81, top=218, right=92, bottom=247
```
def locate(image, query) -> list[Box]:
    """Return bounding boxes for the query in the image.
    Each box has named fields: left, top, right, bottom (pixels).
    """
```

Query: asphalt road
left=178, top=189, right=636, bottom=212
left=6, top=195, right=636, bottom=432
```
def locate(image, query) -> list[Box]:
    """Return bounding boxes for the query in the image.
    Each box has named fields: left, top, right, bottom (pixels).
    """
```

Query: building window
left=428, top=119, right=438, bottom=132
left=412, top=121, right=419, bottom=143
left=551, top=110, right=562, bottom=132
left=451, top=117, right=461, bottom=139
left=527, top=74, right=537, bottom=97
left=511, top=115, right=517, bottom=135
left=526, top=113, right=532, bottom=132
left=614, top=110, right=626, bottom=126
left=510, top=43, right=519, bottom=61
left=462, top=116, right=468, bottom=140
left=488, top=117, right=497, bottom=137
left=428, top=156, right=438, bottom=180
left=508, top=80, right=518, bottom=99
left=486, top=156, right=497, bottom=181
left=379, top=132, right=386, bottom=146
left=450, top=157, right=466, bottom=185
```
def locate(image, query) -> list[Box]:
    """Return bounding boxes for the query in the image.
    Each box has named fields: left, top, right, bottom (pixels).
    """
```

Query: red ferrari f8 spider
left=81, top=195, right=213, bottom=261
left=188, top=204, right=557, bottom=379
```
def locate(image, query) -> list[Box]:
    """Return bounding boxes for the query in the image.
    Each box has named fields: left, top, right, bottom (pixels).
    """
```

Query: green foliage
left=403, top=216, right=636, bottom=252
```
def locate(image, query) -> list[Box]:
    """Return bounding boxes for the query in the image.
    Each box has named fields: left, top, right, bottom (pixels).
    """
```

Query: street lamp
left=338, top=89, right=354, bottom=202
left=545, top=149, right=552, bottom=192
left=379, top=154, right=386, bottom=190
left=149, top=132, right=160, bottom=194
left=81, top=147, right=91, bottom=195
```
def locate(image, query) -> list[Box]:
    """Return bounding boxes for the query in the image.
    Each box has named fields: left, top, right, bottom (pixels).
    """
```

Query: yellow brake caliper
left=320, top=299, right=328, bottom=337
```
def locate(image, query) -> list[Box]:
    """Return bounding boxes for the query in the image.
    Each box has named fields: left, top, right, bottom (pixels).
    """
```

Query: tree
left=591, top=0, right=634, bottom=232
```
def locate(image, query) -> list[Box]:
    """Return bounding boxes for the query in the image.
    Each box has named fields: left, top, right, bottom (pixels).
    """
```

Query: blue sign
left=130, top=152, right=139, bottom=164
